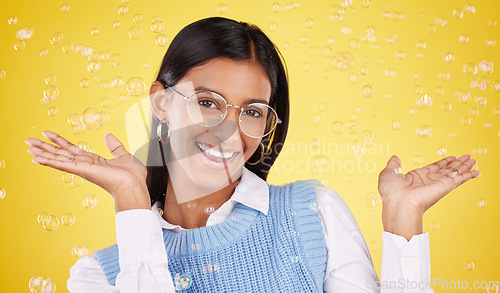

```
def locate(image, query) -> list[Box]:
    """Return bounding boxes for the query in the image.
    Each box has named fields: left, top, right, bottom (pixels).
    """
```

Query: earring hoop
left=157, top=122, right=170, bottom=144
left=247, top=143, right=265, bottom=165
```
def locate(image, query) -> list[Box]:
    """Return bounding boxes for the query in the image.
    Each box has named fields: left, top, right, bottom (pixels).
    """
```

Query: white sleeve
left=316, top=186, right=434, bottom=293
left=67, top=209, right=176, bottom=293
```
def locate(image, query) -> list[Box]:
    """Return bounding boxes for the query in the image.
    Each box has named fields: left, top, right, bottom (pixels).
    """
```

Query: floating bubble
left=42, top=214, right=59, bottom=231
left=110, top=54, right=122, bottom=67
left=128, top=26, right=143, bottom=40
left=48, top=107, right=58, bottom=117
left=0, top=159, right=4, bottom=169
left=330, top=51, right=355, bottom=70
left=216, top=3, right=227, bottom=13
left=416, top=94, right=433, bottom=108
left=29, top=276, right=56, bottom=293
left=443, top=52, right=455, bottom=63
left=362, top=130, right=373, bottom=143
left=317, top=101, right=328, bottom=112
left=83, top=194, right=99, bottom=209
left=349, top=73, right=359, bottom=83
left=300, top=35, right=308, bottom=43
left=345, top=175, right=355, bottom=183
left=491, top=81, right=500, bottom=92
left=191, top=243, right=200, bottom=250
left=391, top=120, right=401, bottom=130
left=361, top=85, right=374, bottom=97
left=368, top=241, right=380, bottom=253
left=126, top=76, right=147, bottom=96
left=112, top=76, right=124, bottom=88
left=90, top=28, right=99, bottom=36
left=0, top=70, right=5, bottom=80
left=360, top=0, right=371, bottom=8
left=71, top=245, right=92, bottom=258
left=349, top=132, right=359, bottom=142
left=61, top=3, right=71, bottom=13
left=478, top=60, right=494, bottom=74
left=302, top=62, right=311, bottom=72
left=43, top=86, right=59, bottom=101
left=477, top=199, right=487, bottom=208
left=155, top=34, right=168, bottom=47
left=133, top=14, right=144, bottom=23
left=62, top=213, right=75, bottom=226
left=458, top=34, right=469, bottom=43
left=461, top=116, right=472, bottom=125
left=365, top=191, right=385, bottom=207
left=416, top=125, right=432, bottom=138
left=14, top=40, right=26, bottom=51
left=412, top=154, right=423, bottom=165
left=151, top=20, right=165, bottom=33
left=100, top=80, right=111, bottom=91
left=349, top=39, right=360, bottom=50
left=463, top=63, right=478, bottom=75
left=416, top=40, right=426, bottom=49
left=310, top=156, right=329, bottom=175
left=436, top=147, right=447, bottom=157
left=304, top=18, right=315, bottom=29
left=204, top=206, right=215, bottom=215
left=113, top=20, right=121, bottom=28
left=81, top=108, right=105, bottom=130
left=485, top=38, right=496, bottom=47
left=172, top=272, right=193, bottom=290
left=464, top=261, right=474, bottom=271
left=40, top=49, right=49, bottom=57
left=16, top=27, right=34, bottom=40
left=50, top=33, right=63, bottom=46
left=62, top=173, right=74, bottom=183
left=271, top=3, right=282, bottom=13
left=86, top=60, right=100, bottom=73
left=341, top=27, right=352, bottom=35
left=475, top=96, right=487, bottom=107
left=441, top=102, right=452, bottom=111
left=100, top=98, right=111, bottom=107
left=453, top=8, right=464, bottom=19
left=117, top=93, right=128, bottom=103
left=202, top=262, right=220, bottom=273
left=118, top=5, right=129, bottom=15
left=0, top=187, right=5, bottom=199
left=331, top=121, right=344, bottom=135
left=464, top=4, right=476, bottom=13
left=8, top=16, right=18, bottom=25
left=312, top=113, right=321, bottom=125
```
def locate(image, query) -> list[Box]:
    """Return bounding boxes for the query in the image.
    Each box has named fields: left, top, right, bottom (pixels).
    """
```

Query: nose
left=208, top=106, right=242, bottom=145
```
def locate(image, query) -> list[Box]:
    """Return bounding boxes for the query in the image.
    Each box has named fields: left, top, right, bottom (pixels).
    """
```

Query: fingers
left=105, top=133, right=130, bottom=158
left=42, top=131, right=84, bottom=155
left=379, top=155, right=403, bottom=179
left=423, top=156, right=456, bottom=172
left=26, top=137, right=75, bottom=160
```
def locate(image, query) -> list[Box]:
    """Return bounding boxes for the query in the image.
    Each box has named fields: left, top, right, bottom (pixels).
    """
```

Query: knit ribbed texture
left=93, top=179, right=327, bottom=292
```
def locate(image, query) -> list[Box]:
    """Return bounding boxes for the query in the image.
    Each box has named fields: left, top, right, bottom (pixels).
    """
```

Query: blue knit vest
left=93, top=179, right=327, bottom=292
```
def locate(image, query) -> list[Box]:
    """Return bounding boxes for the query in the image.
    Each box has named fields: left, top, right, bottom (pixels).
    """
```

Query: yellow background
left=0, top=0, right=499, bottom=292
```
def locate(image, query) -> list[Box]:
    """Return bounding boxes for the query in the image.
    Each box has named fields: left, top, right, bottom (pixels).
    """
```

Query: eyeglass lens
left=186, top=91, right=277, bottom=138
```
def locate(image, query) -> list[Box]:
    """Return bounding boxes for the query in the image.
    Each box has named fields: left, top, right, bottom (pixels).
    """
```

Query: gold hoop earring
left=247, top=143, right=265, bottom=165
left=157, top=122, right=170, bottom=144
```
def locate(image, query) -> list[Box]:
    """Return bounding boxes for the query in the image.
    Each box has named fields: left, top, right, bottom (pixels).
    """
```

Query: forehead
left=177, top=57, right=272, bottom=103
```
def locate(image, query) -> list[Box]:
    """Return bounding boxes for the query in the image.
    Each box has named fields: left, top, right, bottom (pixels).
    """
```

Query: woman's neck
left=162, top=177, right=240, bottom=229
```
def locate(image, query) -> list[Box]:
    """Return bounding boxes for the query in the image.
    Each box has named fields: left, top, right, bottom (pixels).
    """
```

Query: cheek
left=244, top=137, right=262, bottom=159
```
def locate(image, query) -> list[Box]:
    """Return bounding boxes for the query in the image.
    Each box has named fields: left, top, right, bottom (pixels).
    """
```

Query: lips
left=195, top=141, right=240, bottom=168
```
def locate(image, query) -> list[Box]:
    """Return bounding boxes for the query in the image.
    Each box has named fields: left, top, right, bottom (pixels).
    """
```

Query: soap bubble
left=42, top=214, right=59, bottom=231
left=304, top=18, right=315, bottom=29
left=126, top=76, right=147, bottom=96
left=391, top=120, right=401, bottom=130
left=416, top=125, right=432, bottom=138
left=317, top=101, right=328, bottom=112
left=204, top=206, right=215, bottom=215
left=491, top=81, right=500, bottom=92
left=443, top=52, right=455, bottom=63
left=300, top=35, right=308, bottom=43
left=100, top=80, right=111, bottom=91
left=463, top=63, right=478, bottom=75
left=485, top=38, right=496, bottom=47
left=62, top=213, right=76, bottom=226
left=365, top=191, right=384, bottom=207
left=477, top=199, right=487, bottom=208
left=29, top=276, right=56, bottom=293
left=330, top=51, right=355, bottom=70
left=186, top=201, right=197, bottom=209
left=412, top=154, right=423, bottom=165
left=151, top=20, right=165, bottom=33
left=302, top=62, right=311, bottom=72
left=360, top=0, right=371, bottom=8
left=271, top=3, right=282, bottom=13
left=82, top=108, right=106, bottom=130
left=0, top=187, right=5, bottom=199
left=361, top=85, right=374, bottom=97
left=416, top=40, right=426, bottom=49
left=50, top=33, right=63, bottom=45
left=0, top=159, right=4, bottom=169
left=48, top=107, right=58, bottom=116
left=155, top=34, right=168, bottom=47
left=416, top=94, right=433, bottom=108
left=464, top=4, right=476, bottom=13
left=110, top=54, right=122, bottom=67
left=0, top=70, right=5, bottom=80
left=16, top=27, right=34, bottom=40
left=113, top=20, right=121, bottom=28
left=43, top=86, right=59, bottom=101
left=464, top=261, right=474, bottom=271
left=83, top=194, right=99, bottom=209
left=133, top=14, right=144, bottom=23
left=458, top=34, right=469, bottom=43
left=118, top=5, right=129, bottom=15
left=90, top=28, right=99, bottom=36
left=368, top=241, right=380, bottom=253
left=61, top=3, right=71, bottom=13
left=87, top=60, right=101, bottom=72
left=478, top=60, right=494, bottom=74
left=71, top=245, right=92, bottom=258
left=129, top=26, right=143, bottom=40
left=453, top=8, right=464, bottom=19
left=437, top=147, right=447, bottom=157
left=112, top=76, right=124, bottom=88
left=14, top=40, right=26, bottom=51
left=100, top=98, right=111, bottom=107
left=331, top=121, right=344, bottom=135
left=8, top=16, right=18, bottom=25
left=216, top=3, right=227, bottom=13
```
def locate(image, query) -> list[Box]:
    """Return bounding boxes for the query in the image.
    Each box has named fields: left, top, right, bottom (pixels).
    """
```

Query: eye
left=243, top=108, right=263, bottom=117
left=198, top=99, right=217, bottom=108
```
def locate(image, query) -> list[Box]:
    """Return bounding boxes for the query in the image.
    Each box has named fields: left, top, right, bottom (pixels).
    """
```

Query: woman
left=25, top=17, right=479, bottom=292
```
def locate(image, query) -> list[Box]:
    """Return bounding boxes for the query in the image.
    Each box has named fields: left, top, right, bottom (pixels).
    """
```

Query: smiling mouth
left=195, top=141, right=239, bottom=163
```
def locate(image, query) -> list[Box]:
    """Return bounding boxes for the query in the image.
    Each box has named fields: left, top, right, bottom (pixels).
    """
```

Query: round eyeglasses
left=165, top=86, right=282, bottom=138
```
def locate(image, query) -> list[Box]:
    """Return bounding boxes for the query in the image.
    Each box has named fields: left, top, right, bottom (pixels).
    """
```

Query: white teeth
left=197, top=142, right=235, bottom=159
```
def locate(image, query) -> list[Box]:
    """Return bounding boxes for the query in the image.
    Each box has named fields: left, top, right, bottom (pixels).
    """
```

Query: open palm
left=26, top=131, right=148, bottom=202
left=378, top=155, right=480, bottom=214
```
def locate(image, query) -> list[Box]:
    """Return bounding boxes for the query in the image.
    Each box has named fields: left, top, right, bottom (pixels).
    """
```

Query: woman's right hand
left=25, top=131, right=151, bottom=213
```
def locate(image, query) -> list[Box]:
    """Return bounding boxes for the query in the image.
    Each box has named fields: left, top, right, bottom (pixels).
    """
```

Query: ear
left=149, top=81, right=171, bottom=122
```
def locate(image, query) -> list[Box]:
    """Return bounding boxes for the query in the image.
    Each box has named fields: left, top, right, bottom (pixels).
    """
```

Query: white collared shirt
left=67, top=167, right=434, bottom=293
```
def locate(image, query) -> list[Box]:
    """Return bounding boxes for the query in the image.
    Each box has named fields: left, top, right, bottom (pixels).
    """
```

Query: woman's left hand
left=378, top=155, right=480, bottom=240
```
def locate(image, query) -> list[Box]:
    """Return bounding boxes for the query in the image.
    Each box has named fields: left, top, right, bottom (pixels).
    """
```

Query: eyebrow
left=194, top=85, right=269, bottom=105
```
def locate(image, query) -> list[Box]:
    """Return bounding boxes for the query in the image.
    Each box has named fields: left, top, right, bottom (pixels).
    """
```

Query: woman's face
left=156, top=57, right=272, bottom=196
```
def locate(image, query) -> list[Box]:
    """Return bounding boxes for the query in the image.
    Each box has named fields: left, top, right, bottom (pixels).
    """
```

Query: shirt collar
left=152, top=165, right=269, bottom=218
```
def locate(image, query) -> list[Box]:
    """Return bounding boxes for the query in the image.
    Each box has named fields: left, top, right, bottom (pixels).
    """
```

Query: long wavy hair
left=146, top=17, right=290, bottom=206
